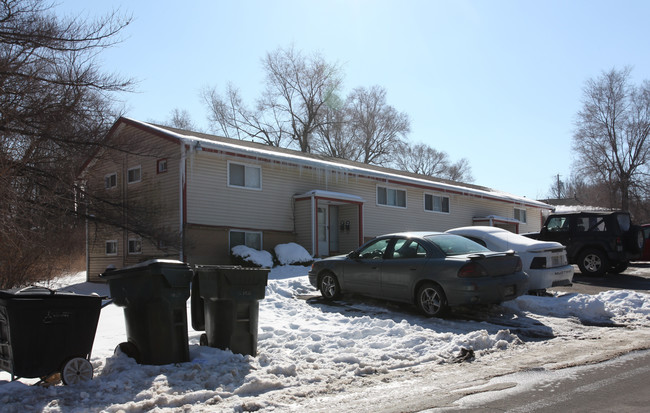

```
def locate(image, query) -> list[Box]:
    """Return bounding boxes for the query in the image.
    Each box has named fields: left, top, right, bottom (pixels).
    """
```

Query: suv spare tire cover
left=625, top=226, right=644, bottom=252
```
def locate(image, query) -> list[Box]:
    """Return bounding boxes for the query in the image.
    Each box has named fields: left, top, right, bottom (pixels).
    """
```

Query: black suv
left=526, top=211, right=644, bottom=276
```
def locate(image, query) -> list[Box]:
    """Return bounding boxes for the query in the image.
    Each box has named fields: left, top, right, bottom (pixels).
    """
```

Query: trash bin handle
left=16, top=286, right=56, bottom=295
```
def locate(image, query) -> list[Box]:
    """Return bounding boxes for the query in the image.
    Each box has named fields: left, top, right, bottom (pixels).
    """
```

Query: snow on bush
left=274, top=242, right=313, bottom=265
left=231, top=245, right=274, bottom=268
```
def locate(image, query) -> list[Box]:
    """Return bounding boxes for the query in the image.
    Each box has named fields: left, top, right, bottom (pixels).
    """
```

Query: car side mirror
left=348, top=251, right=359, bottom=259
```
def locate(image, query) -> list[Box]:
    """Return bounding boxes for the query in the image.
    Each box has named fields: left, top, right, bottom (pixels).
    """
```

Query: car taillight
left=458, top=262, right=488, bottom=278
left=616, top=237, right=623, bottom=252
left=530, top=257, right=546, bottom=269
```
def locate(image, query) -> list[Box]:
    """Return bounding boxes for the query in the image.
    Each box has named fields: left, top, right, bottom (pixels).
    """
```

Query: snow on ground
left=1, top=264, right=649, bottom=412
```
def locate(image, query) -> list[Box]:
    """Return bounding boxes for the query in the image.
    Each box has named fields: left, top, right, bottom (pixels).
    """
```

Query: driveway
left=550, top=262, right=650, bottom=295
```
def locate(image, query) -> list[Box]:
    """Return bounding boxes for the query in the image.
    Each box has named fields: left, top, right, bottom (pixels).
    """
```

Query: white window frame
left=377, top=185, right=407, bottom=208
left=105, top=240, right=118, bottom=256
left=515, top=208, right=527, bottom=224
left=424, top=193, right=450, bottom=214
left=128, top=238, right=142, bottom=255
left=157, top=159, right=168, bottom=174
left=229, top=230, right=263, bottom=250
left=227, top=161, right=262, bottom=190
left=127, top=165, right=142, bottom=184
left=104, top=173, right=117, bottom=189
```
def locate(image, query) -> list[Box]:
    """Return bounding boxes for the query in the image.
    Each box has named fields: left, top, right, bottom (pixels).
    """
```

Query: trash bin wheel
left=200, top=333, right=208, bottom=346
left=61, top=357, right=93, bottom=385
left=115, top=341, right=141, bottom=363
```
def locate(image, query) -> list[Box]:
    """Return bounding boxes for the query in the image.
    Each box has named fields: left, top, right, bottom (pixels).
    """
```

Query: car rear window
left=425, top=234, right=491, bottom=256
left=616, top=214, right=631, bottom=231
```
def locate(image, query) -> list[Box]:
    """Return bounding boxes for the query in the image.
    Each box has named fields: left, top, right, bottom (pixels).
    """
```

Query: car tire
left=319, top=272, right=341, bottom=300
left=416, top=283, right=448, bottom=317
left=577, top=249, right=608, bottom=277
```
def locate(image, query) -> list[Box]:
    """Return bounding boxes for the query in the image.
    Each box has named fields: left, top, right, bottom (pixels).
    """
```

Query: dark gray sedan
left=308, top=232, right=529, bottom=317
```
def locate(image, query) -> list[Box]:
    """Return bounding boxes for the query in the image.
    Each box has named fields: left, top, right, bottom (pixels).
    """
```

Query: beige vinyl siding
left=294, top=198, right=313, bottom=254
left=186, top=150, right=544, bottom=243
left=85, top=125, right=182, bottom=280
left=186, top=153, right=360, bottom=230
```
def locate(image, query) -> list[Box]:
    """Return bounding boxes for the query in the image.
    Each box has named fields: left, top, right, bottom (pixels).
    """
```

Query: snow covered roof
left=118, top=118, right=553, bottom=209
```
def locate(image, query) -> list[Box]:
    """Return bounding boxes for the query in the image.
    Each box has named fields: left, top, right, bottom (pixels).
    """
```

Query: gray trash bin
left=191, top=265, right=268, bottom=356
left=101, top=259, right=193, bottom=365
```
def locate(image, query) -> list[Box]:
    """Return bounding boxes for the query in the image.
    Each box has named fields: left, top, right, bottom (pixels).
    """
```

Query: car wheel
left=577, top=249, right=608, bottom=276
left=416, top=283, right=448, bottom=317
left=319, top=272, right=341, bottom=300
left=609, top=262, right=629, bottom=274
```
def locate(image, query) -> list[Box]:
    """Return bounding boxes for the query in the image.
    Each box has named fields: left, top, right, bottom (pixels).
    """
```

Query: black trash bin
left=100, top=259, right=193, bottom=365
left=0, top=286, right=102, bottom=385
left=191, top=265, right=268, bottom=356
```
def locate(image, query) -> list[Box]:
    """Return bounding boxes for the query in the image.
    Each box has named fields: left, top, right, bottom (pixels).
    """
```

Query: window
left=228, top=162, right=261, bottom=189
left=157, top=159, right=168, bottom=174
left=229, top=230, right=262, bottom=250
left=127, top=166, right=141, bottom=183
left=128, top=238, right=142, bottom=254
left=391, top=239, right=428, bottom=259
left=424, top=194, right=450, bottom=213
left=358, top=238, right=391, bottom=259
left=547, top=216, right=569, bottom=232
left=377, top=186, right=406, bottom=208
left=514, top=208, right=527, bottom=223
left=105, top=240, right=117, bottom=255
left=105, top=173, right=117, bottom=189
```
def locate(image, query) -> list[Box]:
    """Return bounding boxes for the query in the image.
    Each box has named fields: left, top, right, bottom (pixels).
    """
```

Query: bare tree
left=0, top=0, right=132, bottom=287
left=164, top=108, right=197, bottom=130
left=346, top=86, right=410, bottom=165
left=445, top=158, right=474, bottom=182
left=393, top=141, right=474, bottom=182
left=203, top=83, right=286, bottom=146
left=311, top=93, right=359, bottom=159
left=204, top=46, right=343, bottom=152
left=573, top=67, right=650, bottom=212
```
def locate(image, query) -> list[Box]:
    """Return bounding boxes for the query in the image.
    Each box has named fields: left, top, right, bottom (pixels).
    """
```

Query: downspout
left=180, top=143, right=186, bottom=261
left=311, top=193, right=317, bottom=257
left=85, top=213, right=89, bottom=281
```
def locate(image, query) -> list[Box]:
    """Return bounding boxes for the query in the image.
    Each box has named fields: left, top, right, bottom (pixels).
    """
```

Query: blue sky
left=57, top=0, right=650, bottom=199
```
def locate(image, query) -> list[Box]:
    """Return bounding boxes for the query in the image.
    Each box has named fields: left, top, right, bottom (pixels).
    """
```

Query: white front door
left=317, top=206, right=329, bottom=256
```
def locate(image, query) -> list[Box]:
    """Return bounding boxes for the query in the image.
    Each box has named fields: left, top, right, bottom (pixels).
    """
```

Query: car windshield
left=425, top=234, right=491, bottom=256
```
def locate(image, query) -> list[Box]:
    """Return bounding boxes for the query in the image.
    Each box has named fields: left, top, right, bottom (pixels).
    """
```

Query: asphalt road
left=441, top=349, right=650, bottom=413
left=433, top=263, right=650, bottom=413
left=549, top=262, right=650, bottom=295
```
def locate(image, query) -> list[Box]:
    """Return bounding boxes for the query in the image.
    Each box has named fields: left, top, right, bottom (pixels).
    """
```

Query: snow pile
left=0, top=245, right=649, bottom=411
left=505, top=292, right=613, bottom=323
left=231, top=245, right=274, bottom=268
left=274, top=242, right=313, bottom=265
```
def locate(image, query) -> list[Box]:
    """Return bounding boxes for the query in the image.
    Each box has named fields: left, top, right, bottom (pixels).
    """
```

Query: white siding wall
left=185, top=150, right=545, bottom=240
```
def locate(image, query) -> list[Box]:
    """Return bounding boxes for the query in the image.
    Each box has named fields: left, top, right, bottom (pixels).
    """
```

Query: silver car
left=308, top=232, right=529, bottom=317
left=446, top=226, right=574, bottom=293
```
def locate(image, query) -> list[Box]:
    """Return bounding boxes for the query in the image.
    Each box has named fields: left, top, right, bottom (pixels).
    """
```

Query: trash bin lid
left=99, top=259, right=193, bottom=288
left=0, top=286, right=101, bottom=299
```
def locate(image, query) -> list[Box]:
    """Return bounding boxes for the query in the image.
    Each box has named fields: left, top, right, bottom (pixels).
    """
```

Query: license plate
left=504, top=285, right=515, bottom=296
